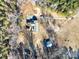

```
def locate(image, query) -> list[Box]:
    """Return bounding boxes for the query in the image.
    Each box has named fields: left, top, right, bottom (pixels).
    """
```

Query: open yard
left=17, top=0, right=79, bottom=51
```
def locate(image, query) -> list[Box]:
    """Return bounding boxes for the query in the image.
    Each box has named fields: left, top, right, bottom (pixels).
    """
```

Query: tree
left=0, top=0, right=18, bottom=59
left=48, top=0, right=79, bottom=15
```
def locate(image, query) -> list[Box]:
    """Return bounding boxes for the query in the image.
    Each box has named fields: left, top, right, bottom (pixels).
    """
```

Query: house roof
left=32, top=16, right=37, bottom=20
left=26, top=15, right=37, bottom=23
left=43, top=38, right=53, bottom=48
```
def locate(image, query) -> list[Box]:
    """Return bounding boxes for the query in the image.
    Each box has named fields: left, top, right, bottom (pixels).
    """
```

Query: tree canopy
left=0, top=0, right=17, bottom=59
left=48, top=0, right=79, bottom=15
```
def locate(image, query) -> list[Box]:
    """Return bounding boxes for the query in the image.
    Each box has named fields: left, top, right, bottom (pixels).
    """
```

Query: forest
left=48, top=0, right=79, bottom=15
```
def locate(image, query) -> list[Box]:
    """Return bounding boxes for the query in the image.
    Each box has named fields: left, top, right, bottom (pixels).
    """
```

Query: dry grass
left=18, top=1, right=79, bottom=51
left=20, top=1, right=35, bottom=17
left=57, top=17, right=79, bottom=51
left=17, top=1, right=48, bottom=48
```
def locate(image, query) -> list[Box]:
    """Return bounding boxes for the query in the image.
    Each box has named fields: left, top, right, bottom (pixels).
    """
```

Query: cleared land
left=17, top=1, right=48, bottom=48
left=18, top=1, right=79, bottom=51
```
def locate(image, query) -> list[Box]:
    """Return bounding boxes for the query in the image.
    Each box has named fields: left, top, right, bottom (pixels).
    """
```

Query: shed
left=26, top=15, right=37, bottom=23
left=43, top=38, right=53, bottom=48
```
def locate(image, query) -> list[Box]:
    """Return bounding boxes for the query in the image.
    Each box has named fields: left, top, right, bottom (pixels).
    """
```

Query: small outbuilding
left=43, top=38, right=53, bottom=48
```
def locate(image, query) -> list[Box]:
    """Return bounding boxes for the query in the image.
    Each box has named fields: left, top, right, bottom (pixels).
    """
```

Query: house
left=26, top=15, right=38, bottom=32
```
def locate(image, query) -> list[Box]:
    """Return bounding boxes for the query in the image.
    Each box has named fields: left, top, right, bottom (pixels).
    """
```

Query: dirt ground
left=57, top=17, right=79, bottom=51
left=17, top=1, right=48, bottom=48
left=20, top=1, right=34, bottom=16
left=17, top=1, right=79, bottom=51
left=39, top=6, right=79, bottom=51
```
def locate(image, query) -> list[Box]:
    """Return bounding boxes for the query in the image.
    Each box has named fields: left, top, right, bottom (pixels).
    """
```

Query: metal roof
left=26, top=16, right=37, bottom=23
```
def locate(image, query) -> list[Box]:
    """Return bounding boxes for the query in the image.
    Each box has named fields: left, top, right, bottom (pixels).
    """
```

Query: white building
left=26, top=15, right=39, bottom=32
left=31, top=21, right=38, bottom=32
